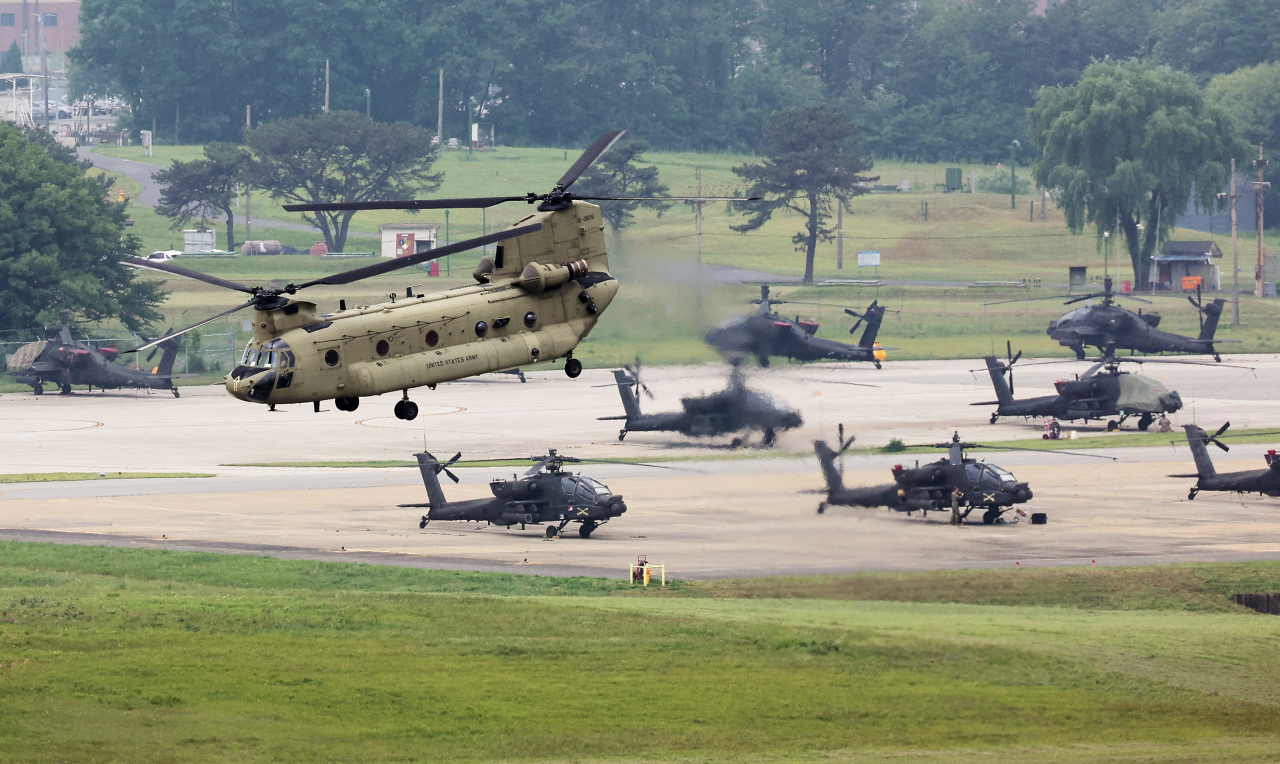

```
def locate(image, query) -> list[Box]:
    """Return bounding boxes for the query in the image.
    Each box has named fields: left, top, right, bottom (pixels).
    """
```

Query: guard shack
left=1152, top=241, right=1221, bottom=291
left=379, top=224, right=440, bottom=258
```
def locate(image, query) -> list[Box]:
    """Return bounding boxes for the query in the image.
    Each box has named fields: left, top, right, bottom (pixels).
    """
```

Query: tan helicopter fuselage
left=224, top=201, right=617, bottom=406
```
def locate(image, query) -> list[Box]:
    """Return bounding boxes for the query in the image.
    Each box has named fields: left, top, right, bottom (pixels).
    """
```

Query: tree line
left=70, top=0, right=1280, bottom=162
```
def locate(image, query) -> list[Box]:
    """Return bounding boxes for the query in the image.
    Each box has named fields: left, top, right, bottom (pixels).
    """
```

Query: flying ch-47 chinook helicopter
left=601, top=363, right=803, bottom=446
left=705, top=285, right=890, bottom=368
left=124, top=131, right=751, bottom=420
left=5, top=310, right=187, bottom=396
left=404, top=449, right=655, bottom=538
left=1174, top=423, right=1280, bottom=500
left=976, top=343, right=1183, bottom=432
left=813, top=428, right=1113, bottom=524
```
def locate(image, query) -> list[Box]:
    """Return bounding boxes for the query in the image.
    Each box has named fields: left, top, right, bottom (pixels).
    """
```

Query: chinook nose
left=226, top=365, right=276, bottom=403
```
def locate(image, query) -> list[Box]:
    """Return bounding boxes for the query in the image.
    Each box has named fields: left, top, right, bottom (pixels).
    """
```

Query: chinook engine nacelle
left=518, top=259, right=589, bottom=295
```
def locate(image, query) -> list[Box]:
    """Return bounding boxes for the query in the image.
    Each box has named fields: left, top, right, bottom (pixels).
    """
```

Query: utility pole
left=1255, top=143, right=1270, bottom=298
left=324, top=60, right=330, bottom=113
left=837, top=198, right=844, bottom=269
left=35, top=3, right=47, bottom=130
left=364, top=88, right=370, bottom=119
left=436, top=69, right=444, bottom=156
left=1225, top=159, right=1240, bottom=326
left=1009, top=140, right=1020, bottom=211
left=244, top=105, right=252, bottom=244
left=694, top=166, right=703, bottom=265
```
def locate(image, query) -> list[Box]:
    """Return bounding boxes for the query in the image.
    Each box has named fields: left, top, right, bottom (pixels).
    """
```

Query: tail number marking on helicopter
left=425, top=354, right=480, bottom=370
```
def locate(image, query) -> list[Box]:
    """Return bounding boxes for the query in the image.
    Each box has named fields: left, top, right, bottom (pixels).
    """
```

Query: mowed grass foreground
left=2, top=544, right=1280, bottom=763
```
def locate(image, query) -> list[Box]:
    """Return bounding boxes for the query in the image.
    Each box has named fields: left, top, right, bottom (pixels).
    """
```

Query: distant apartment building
left=0, top=1, right=81, bottom=56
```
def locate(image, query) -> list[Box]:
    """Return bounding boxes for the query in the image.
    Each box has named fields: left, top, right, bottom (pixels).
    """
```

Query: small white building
left=183, top=229, right=216, bottom=253
left=379, top=223, right=440, bottom=258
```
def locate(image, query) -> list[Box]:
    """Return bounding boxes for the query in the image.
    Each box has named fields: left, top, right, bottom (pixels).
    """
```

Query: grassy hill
left=2, top=542, right=1279, bottom=763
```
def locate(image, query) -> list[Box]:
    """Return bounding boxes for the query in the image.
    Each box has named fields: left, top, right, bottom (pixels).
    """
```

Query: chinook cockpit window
left=240, top=345, right=295, bottom=368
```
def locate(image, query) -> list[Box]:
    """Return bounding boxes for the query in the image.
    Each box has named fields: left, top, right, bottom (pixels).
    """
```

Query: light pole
left=364, top=88, right=371, bottom=119
left=1254, top=143, right=1270, bottom=298
left=1009, top=140, right=1020, bottom=211
left=1103, top=230, right=1110, bottom=279
left=1217, top=157, right=1240, bottom=326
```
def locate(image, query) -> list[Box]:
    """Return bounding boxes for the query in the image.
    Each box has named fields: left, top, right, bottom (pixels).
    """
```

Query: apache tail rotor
left=433, top=452, right=463, bottom=483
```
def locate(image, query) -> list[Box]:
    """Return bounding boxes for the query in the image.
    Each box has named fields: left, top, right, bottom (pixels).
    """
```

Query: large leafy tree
left=154, top=142, right=251, bottom=251
left=1029, top=59, right=1246, bottom=288
left=244, top=111, right=441, bottom=253
left=1154, top=0, right=1280, bottom=81
left=732, top=106, right=875, bottom=285
left=572, top=142, right=670, bottom=231
left=0, top=124, right=164, bottom=333
left=757, top=0, right=906, bottom=100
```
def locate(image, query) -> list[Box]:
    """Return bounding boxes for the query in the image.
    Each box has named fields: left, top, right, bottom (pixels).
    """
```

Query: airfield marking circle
left=356, top=406, right=466, bottom=427
left=0, top=419, right=105, bottom=434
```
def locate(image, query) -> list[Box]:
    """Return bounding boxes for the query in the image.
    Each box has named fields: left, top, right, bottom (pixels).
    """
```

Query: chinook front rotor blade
left=283, top=196, right=529, bottom=213
left=124, top=299, right=258, bottom=354
left=555, top=130, right=627, bottom=191
left=294, top=223, right=542, bottom=289
left=123, top=257, right=257, bottom=294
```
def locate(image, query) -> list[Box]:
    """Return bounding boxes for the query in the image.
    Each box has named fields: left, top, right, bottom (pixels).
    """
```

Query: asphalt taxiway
left=2, top=357, right=1278, bottom=578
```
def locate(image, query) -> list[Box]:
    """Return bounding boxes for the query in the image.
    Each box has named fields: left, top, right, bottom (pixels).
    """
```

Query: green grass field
left=2, top=543, right=1279, bottom=763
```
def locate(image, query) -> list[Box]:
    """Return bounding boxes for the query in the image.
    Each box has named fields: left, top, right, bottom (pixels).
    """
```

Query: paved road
left=81, top=147, right=379, bottom=240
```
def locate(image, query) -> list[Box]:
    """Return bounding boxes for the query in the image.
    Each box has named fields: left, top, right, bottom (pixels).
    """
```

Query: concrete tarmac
left=2, top=357, right=1278, bottom=578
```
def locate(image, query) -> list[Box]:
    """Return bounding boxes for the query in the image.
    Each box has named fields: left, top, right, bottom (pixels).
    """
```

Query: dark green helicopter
left=404, top=449, right=669, bottom=538
left=990, top=277, right=1232, bottom=361
left=813, top=428, right=1113, bottom=524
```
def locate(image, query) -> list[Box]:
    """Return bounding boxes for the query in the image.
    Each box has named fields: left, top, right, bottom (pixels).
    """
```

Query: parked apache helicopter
left=403, top=449, right=663, bottom=538
left=976, top=343, right=1183, bottom=431
left=813, top=428, right=1113, bottom=523
left=1174, top=423, right=1280, bottom=500
left=5, top=311, right=186, bottom=396
left=124, top=130, right=753, bottom=420
left=989, top=277, right=1231, bottom=361
left=705, top=285, right=890, bottom=368
left=600, top=362, right=802, bottom=446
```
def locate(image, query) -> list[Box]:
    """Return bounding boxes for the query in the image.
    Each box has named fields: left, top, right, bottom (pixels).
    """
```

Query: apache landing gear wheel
left=1106, top=420, right=1119, bottom=432
left=419, top=516, right=429, bottom=529
left=874, top=361, right=882, bottom=370
left=982, top=508, right=1000, bottom=525
left=1188, top=488, right=1199, bottom=501
left=565, top=358, right=583, bottom=379
left=335, top=396, right=360, bottom=412
left=545, top=525, right=558, bottom=539
left=32, top=383, right=43, bottom=395
left=1137, top=413, right=1153, bottom=431
left=171, top=387, right=180, bottom=398
left=393, top=399, right=419, bottom=421
left=1074, top=346, right=1086, bottom=360
left=990, top=413, right=999, bottom=425
left=618, top=429, right=627, bottom=442
left=817, top=502, right=827, bottom=514
left=60, top=383, right=72, bottom=395
left=578, top=521, right=597, bottom=539
left=762, top=428, right=777, bottom=447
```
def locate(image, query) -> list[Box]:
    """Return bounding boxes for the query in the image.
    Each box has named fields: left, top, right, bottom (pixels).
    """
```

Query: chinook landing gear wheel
left=335, top=396, right=360, bottom=412
left=565, top=358, right=583, bottom=378
left=394, top=399, right=419, bottom=421
left=579, top=521, right=597, bottom=539
left=982, top=508, right=1000, bottom=525
left=545, top=525, right=558, bottom=539
left=1106, top=420, right=1119, bottom=432
left=1138, top=413, right=1153, bottom=431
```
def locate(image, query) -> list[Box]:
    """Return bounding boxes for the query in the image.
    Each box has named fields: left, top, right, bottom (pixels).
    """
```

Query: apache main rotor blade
left=294, top=223, right=542, bottom=289
left=124, top=299, right=258, bottom=354
left=555, top=130, right=626, bottom=191
left=576, top=458, right=680, bottom=470
left=282, top=196, right=528, bottom=213
left=966, top=443, right=1118, bottom=460
left=123, top=257, right=257, bottom=294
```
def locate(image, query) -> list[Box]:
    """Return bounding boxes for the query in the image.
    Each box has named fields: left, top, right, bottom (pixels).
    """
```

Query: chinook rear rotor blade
left=555, top=130, right=627, bottom=191
left=283, top=196, right=530, bottom=213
